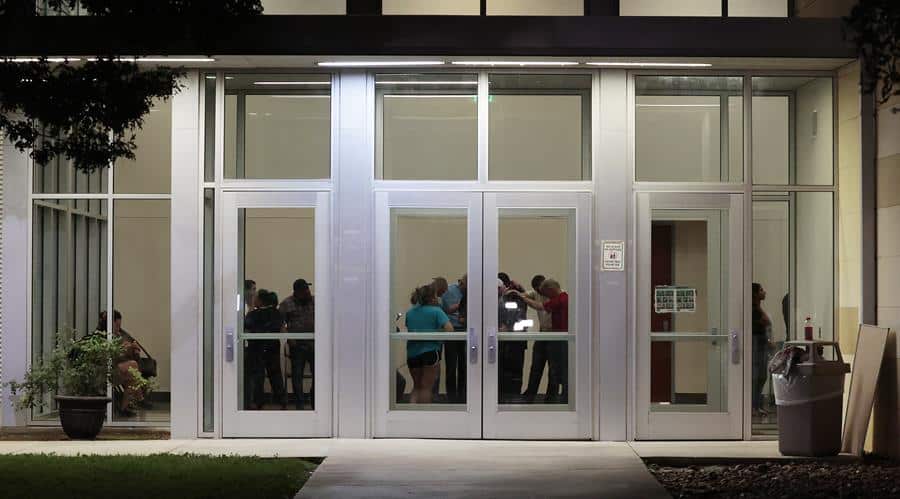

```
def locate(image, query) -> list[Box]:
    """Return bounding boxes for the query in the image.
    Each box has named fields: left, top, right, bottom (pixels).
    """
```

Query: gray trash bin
left=771, top=340, right=850, bottom=457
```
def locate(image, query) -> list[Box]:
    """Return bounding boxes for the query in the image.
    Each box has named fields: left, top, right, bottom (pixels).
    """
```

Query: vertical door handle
left=225, top=326, right=235, bottom=363
left=468, top=328, right=478, bottom=364
left=488, top=328, right=497, bottom=364
left=730, top=329, right=741, bottom=365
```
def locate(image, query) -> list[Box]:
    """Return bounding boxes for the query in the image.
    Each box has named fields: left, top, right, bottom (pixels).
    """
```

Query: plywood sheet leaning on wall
left=841, top=324, right=890, bottom=456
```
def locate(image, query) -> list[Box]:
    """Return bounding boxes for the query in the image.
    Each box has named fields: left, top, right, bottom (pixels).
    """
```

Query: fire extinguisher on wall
left=803, top=316, right=814, bottom=340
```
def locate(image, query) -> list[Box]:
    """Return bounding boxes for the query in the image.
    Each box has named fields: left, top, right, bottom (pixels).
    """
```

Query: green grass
left=0, top=454, right=319, bottom=499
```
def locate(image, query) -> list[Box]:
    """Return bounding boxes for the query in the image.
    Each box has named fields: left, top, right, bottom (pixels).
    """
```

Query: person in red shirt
left=517, top=278, right=569, bottom=403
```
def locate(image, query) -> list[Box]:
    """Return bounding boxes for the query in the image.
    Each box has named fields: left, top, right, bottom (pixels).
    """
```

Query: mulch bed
left=648, top=460, right=900, bottom=498
left=0, top=427, right=170, bottom=441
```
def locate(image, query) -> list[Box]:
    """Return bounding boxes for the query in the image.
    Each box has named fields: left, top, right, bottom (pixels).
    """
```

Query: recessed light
left=587, top=62, right=712, bottom=67
left=317, top=61, right=445, bottom=67
left=451, top=61, right=578, bottom=67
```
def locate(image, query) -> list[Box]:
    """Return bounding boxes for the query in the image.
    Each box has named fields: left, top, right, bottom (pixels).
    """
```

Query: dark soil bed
left=648, top=460, right=900, bottom=498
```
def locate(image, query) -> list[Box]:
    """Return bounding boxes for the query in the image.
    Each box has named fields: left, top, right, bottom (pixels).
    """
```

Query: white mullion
left=478, top=71, right=489, bottom=184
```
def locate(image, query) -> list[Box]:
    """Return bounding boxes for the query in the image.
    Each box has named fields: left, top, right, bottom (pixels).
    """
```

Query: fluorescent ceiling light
left=317, top=61, right=444, bottom=67
left=376, top=81, right=477, bottom=86
left=5, top=57, right=80, bottom=62
left=636, top=104, right=719, bottom=108
left=268, top=95, right=330, bottom=99
left=384, top=94, right=476, bottom=99
left=451, top=61, right=578, bottom=67
left=86, top=57, right=216, bottom=63
left=253, top=81, right=330, bottom=86
left=587, top=62, right=712, bottom=67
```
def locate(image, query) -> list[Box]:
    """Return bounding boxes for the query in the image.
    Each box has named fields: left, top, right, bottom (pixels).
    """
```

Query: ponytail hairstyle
left=410, top=283, right=439, bottom=306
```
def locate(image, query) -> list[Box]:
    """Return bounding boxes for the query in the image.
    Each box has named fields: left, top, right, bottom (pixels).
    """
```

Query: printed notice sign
left=601, top=240, right=625, bottom=271
left=654, top=286, right=696, bottom=314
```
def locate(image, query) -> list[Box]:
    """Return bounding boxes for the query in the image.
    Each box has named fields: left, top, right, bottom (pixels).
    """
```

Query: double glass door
left=221, top=191, right=332, bottom=437
left=374, top=191, right=592, bottom=439
left=636, top=193, right=744, bottom=439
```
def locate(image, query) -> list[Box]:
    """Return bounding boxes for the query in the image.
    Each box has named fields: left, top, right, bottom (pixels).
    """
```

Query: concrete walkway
left=296, top=440, right=669, bottom=499
left=0, top=438, right=670, bottom=498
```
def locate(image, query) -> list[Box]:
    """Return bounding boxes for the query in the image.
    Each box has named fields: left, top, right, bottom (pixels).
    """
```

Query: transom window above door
left=222, top=74, right=332, bottom=180
left=375, top=72, right=593, bottom=182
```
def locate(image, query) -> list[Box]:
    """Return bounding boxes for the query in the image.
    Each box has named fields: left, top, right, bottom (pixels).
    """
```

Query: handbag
left=134, top=340, right=158, bottom=379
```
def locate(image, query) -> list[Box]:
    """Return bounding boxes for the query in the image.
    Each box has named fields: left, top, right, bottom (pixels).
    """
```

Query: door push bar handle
left=225, top=327, right=235, bottom=363
left=730, top=329, right=741, bottom=365
left=468, top=328, right=479, bottom=365
left=488, top=328, right=497, bottom=364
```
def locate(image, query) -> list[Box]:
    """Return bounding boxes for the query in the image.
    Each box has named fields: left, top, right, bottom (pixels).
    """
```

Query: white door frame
left=482, top=192, right=593, bottom=440
left=635, top=192, right=744, bottom=440
left=221, top=190, right=332, bottom=437
left=373, top=190, right=484, bottom=438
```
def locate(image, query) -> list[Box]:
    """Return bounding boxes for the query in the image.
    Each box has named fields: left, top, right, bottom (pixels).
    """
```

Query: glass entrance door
left=636, top=193, right=744, bottom=440
left=374, top=191, right=591, bottom=439
left=221, top=191, right=332, bottom=437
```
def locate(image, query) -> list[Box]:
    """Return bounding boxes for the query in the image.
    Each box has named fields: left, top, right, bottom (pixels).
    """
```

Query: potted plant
left=4, top=328, right=155, bottom=439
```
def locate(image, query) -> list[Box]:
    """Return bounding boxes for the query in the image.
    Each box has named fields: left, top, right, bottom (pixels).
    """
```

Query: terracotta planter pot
left=54, top=395, right=111, bottom=440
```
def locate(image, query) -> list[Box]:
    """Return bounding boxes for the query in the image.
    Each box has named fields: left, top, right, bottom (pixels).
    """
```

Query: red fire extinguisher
left=803, top=316, right=814, bottom=340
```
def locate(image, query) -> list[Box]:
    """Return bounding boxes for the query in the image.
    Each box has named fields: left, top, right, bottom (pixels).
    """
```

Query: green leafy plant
left=124, top=366, right=158, bottom=410
left=845, top=0, right=900, bottom=105
left=4, top=329, right=143, bottom=411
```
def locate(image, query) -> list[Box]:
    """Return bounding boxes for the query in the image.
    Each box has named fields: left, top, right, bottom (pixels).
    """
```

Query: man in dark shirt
left=279, top=278, right=315, bottom=410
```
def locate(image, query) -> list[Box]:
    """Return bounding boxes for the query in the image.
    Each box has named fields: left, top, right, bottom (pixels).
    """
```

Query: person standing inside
left=518, top=278, right=568, bottom=403
left=280, top=278, right=316, bottom=410
left=244, top=289, right=286, bottom=409
left=441, top=274, right=467, bottom=403
left=498, top=274, right=527, bottom=403
left=521, top=275, right=553, bottom=403
left=406, top=283, right=454, bottom=404
left=752, top=283, right=773, bottom=416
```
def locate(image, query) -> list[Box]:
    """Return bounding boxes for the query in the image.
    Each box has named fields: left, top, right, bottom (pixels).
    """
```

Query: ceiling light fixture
left=451, top=61, right=578, bottom=67
left=376, top=81, right=478, bottom=86
left=5, top=57, right=80, bottom=63
left=317, top=61, right=445, bottom=67
left=86, top=57, right=216, bottom=63
left=586, top=62, right=712, bottom=67
left=253, top=81, right=330, bottom=86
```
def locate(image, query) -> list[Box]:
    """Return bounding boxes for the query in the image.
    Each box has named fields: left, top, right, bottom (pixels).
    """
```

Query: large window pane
left=33, top=144, right=106, bottom=194
left=487, top=0, right=583, bottom=15
left=753, top=77, right=834, bottom=185
left=239, top=208, right=316, bottom=411
left=377, top=74, right=478, bottom=181
left=383, top=0, right=480, bottom=15
left=390, top=209, right=468, bottom=407
left=31, top=200, right=108, bottom=420
left=202, top=189, right=215, bottom=431
left=114, top=98, right=172, bottom=194
left=112, top=200, right=170, bottom=422
left=497, top=208, right=574, bottom=408
left=262, top=0, right=346, bottom=14
left=621, top=0, right=721, bottom=16
left=225, top=74, right=331, bottom=179
left=489, top=74, right=591, bottom=181
left=636, top=76, right=743, bottom=183
left=728, top=0, right=787, bottom=17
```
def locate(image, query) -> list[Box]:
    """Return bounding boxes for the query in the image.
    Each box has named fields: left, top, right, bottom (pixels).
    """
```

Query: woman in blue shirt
left=405, top=283, right=453, bottom=403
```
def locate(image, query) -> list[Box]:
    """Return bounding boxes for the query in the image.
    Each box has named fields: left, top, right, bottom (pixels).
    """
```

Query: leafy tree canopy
left=0, top=0, right=263, bottom=172
left=845, top=0, right=900, bottom=104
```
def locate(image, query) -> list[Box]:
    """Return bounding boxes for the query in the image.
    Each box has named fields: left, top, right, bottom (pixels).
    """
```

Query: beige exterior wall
left=261, top=0, right=346, bottom=15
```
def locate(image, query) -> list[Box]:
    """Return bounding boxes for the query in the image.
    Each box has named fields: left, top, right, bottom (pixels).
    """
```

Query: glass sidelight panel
left=237, top=208, right=316, bottom=411
left=635, top=76, right=744, bottom=183
left=649, top=213, right=729, bottom=412
left=225, top=74, right=331, bottom=179
left=496, top=208, right=575, bottom=409
left=390, top=208, right=468, bottom=407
